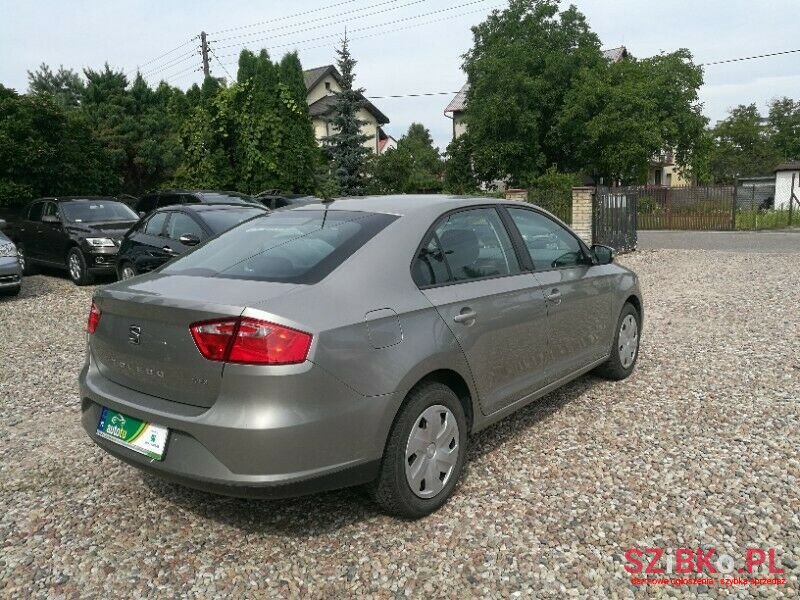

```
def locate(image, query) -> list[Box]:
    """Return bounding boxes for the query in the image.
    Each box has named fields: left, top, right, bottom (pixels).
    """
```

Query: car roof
left=34, top=196, right=121, bottom=203
left=148, top=189, right=249, bottom=196
left=160, top=203, right=267, bottom=213
left=291, top=194, right=529, bottom=217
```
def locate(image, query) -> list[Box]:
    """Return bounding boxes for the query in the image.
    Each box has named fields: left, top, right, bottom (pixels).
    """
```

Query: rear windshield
left=199, top=192, right=253, bottom=204
left=162, top=210, right=397, bottom=283
left=61, top=201, right=139, bottom=223
left=201, top=207, right=267, bottom=234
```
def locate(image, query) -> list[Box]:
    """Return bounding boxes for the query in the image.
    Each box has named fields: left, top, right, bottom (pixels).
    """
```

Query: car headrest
left=440, top=229, right=480, bottom=274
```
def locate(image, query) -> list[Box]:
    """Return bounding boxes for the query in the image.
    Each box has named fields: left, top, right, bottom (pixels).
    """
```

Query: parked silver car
left=0, top=220, right=22, bottom=296
left=80, top=196, right=642, bottom=517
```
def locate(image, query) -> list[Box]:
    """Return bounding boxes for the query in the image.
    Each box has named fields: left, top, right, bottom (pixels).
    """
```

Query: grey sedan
left=0, top=220, right=22, bottom=296
left=79, top=195, right=642, bottom=517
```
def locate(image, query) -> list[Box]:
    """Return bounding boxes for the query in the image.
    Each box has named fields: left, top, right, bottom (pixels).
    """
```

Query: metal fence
left=634, top=185, right=736, bottom=230
left=594, top=187, right=638, bottom=252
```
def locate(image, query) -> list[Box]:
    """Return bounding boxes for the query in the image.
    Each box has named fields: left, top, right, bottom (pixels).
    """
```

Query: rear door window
left=143, top=212, right=169, bottom=236
left=413, top=207, right=520, bottom=286
left=166, top=212, right=205, bottom=241
left=163, top=210, right=397, bottom=284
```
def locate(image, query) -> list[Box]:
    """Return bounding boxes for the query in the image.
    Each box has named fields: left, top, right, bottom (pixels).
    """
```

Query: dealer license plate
left=96, top=407, right=169, bottom=461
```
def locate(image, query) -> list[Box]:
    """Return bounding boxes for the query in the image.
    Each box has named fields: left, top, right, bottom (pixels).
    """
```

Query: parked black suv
left=134, top=190, right=255, bottom=217
left=6, top=197, right=139, bottom=285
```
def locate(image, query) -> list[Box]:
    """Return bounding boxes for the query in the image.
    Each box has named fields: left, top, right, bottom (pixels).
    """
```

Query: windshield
left=162, top=210, right=397, bottom=284
left=202, top=208, right=267, bottom=234
left=61, top=201, right=139, bottom=223
left=199, top=192, right=254, bottom=204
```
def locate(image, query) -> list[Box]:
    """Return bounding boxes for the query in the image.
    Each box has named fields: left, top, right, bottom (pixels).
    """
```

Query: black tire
left=117, top=261, right=137, bottom=281
left=67, top=247, right=94, bottom=286
left=369, top=382, right=468, bottom=519
left=16, top=244, right=36, bottom=275
left=595, top=302, right=641, bottom=380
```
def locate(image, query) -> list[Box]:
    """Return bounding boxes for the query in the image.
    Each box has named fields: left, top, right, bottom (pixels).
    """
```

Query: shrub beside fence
left=527, top=187, right=572, bottom=224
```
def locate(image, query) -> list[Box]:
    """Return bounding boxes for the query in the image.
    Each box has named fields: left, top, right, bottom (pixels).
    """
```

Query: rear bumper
left=79, top=352, right=401, bottom=497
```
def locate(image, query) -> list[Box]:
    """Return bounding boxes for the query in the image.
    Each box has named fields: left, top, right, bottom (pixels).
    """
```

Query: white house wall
left=775, top=170, right=800, bottom=210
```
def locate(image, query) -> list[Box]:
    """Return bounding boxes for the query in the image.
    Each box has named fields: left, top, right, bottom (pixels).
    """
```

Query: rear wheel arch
left=402, top=369, right=474, bottom=434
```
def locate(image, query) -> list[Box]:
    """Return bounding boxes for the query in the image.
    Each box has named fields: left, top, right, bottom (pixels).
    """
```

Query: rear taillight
left=190, top=317, right=312, bottom=365
left=87, top=300, right=102, bottom=334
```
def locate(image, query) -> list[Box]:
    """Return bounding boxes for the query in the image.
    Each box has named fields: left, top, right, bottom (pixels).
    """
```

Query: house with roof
left=303, top=65, right=391, bottom=154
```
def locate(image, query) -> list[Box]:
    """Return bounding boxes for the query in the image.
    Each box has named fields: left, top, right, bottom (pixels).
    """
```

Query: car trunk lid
left=90, top=274, right=299, bottom=408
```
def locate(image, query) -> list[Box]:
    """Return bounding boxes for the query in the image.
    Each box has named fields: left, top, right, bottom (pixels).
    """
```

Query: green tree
left=558, top=49, right=706, bottom=182
left=276, top=52, right=319, bottom=194
left=706, top=104, right=780, bottom=183
left=767, top=97, right=800, bottom=161
left=369, top=123, right=443, bottom=193
left=27, top=63, right=85, bottom=109
left=443, top=135, right=478, bottom=194
left=326, top=34, right=371, bottom=195
left=0, top=86, right=112, bottom=211
left=462, top=0, right=603, bottom=184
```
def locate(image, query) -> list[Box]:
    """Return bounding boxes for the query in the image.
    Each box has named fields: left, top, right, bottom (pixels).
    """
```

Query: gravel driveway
left=1, top=251, right=798, bottom=598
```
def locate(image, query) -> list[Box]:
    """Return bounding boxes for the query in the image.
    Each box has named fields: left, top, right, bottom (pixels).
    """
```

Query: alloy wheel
left=405, top=404, right=460, bottom=499
left=68, top=252, right=82, bottom=282
left=618, top=314, right=638, bottom=368
left=17, top=247, right=26, bottom=272
left=120, top=265, right=136, bottom=280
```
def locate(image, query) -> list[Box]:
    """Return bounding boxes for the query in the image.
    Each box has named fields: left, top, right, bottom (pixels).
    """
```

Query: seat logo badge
left=129, top=325, right=142, bottom=345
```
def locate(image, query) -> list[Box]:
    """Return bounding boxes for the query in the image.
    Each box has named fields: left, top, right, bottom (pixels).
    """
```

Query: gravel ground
left=1, top=251, right=798, bottom=598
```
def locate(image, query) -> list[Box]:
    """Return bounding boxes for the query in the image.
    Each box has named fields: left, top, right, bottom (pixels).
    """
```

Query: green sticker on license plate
left=96, top=407, right=169, bottom=460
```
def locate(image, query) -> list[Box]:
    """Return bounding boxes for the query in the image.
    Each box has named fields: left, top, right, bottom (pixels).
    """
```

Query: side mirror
left=0, top=219, right=6, bottom=230
left=138, top=211, right=146, bottom=218
left=179, top=233, right=201, bottom=246
left=42, top=215, right=61, bottom=224
left=591, top=244, right=615, bottom=265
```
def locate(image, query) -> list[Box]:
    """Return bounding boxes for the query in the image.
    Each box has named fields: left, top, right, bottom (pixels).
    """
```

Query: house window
left=653, top=169, right=662, bottom=185
left=325, top=81, right=331, bottom=92
left=666, top=173, right=673, bottom=186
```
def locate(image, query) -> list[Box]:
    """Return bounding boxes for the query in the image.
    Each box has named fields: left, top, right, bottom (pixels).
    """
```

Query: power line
left=216, top=3, right=501, bottom=72
left=208, top=46, right=234, bottom=81
left=212, top=0, right=488, bottom=58
left=213, top=0, right=423, bottom=44
left=368, top=90, right=460, bottom=98
left=699, top=48, right=800, bottom=67
left=128, top=37, right=198, bottom=75
left=208, top=0, right=360, bottom=35
left=214, top=0, right=490, bottom=53
left=141, top=48, right=200, bottom=79
left=367, top=46, right=800, bottom=100
left=163, top=62, right=203, bottom=83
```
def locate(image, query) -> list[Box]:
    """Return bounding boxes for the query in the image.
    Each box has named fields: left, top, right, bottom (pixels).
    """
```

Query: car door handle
left=162, top=246, right=177, bottom=254
left=545, top=289, right=562, bottom=304
left=453, top=309, right=477, bottom=324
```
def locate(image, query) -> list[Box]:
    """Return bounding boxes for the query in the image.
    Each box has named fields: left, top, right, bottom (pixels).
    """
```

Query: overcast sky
left=2, top=0, right=799, bottom=151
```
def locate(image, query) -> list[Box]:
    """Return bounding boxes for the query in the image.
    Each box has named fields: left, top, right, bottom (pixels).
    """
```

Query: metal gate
left=593, top=187, right=638, bottom=252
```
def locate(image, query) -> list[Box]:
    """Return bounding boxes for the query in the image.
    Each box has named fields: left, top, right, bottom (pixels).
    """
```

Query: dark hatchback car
left=116, top=203, right=269, bottom=280
left=8, top=197, right=139, bottom=285
left=134, top=190, right=256, bottom=217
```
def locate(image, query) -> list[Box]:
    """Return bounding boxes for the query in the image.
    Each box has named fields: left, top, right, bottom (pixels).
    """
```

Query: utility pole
left=200, top=31, right=210, bottom=78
